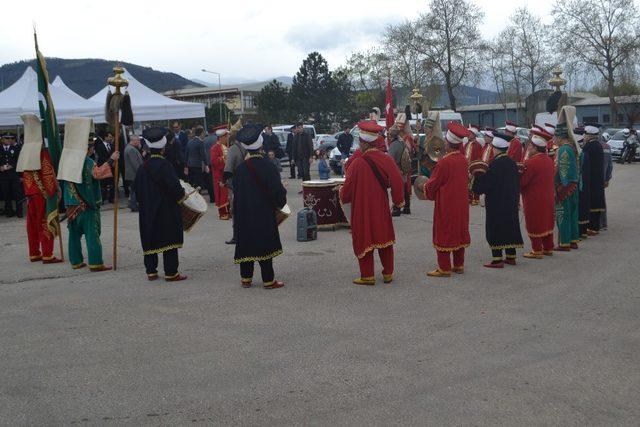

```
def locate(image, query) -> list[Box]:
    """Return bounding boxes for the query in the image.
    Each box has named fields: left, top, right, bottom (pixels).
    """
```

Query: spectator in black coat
left=285, top=129, right=296, bottom=179
left=336, top=126, right=354, bottom=158
left=172, top=122, right=189, bottom=162
left=94, top=130, right=115, bottom=203
left=292, top=123, right=314, bottom=181
left=261, top=126, right=282, bottom=158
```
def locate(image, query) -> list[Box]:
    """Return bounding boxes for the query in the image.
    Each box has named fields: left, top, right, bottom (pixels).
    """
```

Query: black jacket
left=292, top=132, right=314, bottom=161
left=336, top=132, right=354, bottom=155
left=472, top=153, right=523, bottom=249
left=134, top=155, right=186, bottom=254
left=233, top=155, right=287, bottom=262
left=0, top=144, right=20, bottom=180
left=583, top=140, right=605, bottom=211
left=94, top=138, right=115, bottom=167
left=262, top=132, right=282, bottom=157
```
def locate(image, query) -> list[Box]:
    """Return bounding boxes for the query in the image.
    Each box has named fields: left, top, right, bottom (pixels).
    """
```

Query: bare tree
left=389, top=0, right=485, bottom=110
left=383, top=21, right=440, bottom=108
left=552, top=0, right=640, bottom=125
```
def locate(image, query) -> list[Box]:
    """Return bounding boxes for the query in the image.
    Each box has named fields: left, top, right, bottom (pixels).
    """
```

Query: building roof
left=573, top=95, right=640, bottom=106
left=458, top=102, right=520, bottom=112
left=164, top=79, right=287, bottom=97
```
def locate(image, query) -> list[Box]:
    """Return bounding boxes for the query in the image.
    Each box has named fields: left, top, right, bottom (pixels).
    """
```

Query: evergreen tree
left=256, top=80, right=291, bottom=124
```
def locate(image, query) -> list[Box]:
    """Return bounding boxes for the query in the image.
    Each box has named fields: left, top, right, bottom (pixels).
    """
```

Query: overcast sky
left=1, top=0, right=555, bottom=84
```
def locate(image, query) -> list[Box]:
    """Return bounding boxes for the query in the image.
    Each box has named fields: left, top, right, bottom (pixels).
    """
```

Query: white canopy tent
left=0, top=67, right=106, bottom=126
left=89, top=69, right=205, bottom=122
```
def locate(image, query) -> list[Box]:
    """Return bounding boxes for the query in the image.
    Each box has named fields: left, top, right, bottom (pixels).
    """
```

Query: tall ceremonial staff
left=105, top=66, right=134, bottom=270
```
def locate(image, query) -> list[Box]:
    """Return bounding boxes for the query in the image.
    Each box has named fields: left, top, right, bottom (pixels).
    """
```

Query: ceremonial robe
left=339, top=149, right=404, bottom=259
left=472, top=153, right=523, bottom=249
left=520, top=153, right=555, bottom=238
left=134, top=155, right=185, bottom=255
left=554, top=144, right=580, bottom=246
left=583, top=140, right=605, bottom=212
left=424, top=151, right=470, bottom=251
left=62, top=157, right=105, bottom=268
left=578, top=150, right=591, bottom=230
left=507, top=137, right=523, bottom=163
left=233, top=155, right=286, bottom=263
left=210, top=142, right=230, bottom=218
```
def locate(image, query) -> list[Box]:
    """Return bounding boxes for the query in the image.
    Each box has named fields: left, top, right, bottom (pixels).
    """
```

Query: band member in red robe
left=210, top=125, right=231, bottom=220
left=520, top=129, right=556, bottom=258
left=465, top=125, right=483, bottom=205
left=16, top=114, right=62, bottom=264
left=340, top=121, right=404, bottom=285
left=422, top=122, right=471, bottom=277
left=504, top=120, right=523, bottom=163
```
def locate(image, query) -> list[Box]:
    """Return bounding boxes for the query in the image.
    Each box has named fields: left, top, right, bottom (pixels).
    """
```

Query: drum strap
left=362, top=156, right=389, bottom=191
left=245, top=158, right=276, bottom=209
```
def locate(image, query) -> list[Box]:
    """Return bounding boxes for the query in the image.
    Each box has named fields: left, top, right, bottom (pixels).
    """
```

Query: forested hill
left=0, top=58, right=203, bottom=97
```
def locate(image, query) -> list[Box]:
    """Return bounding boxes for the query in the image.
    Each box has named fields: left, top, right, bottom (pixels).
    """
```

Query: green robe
left=555, top=145, right=580, bottom=246
left=62, top=157, right=105, bottom=268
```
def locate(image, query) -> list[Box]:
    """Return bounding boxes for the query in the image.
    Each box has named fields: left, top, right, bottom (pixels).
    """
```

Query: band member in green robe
left=57, top=117, right=116, bottom=271
left=554, top=124, right=580, bottom=251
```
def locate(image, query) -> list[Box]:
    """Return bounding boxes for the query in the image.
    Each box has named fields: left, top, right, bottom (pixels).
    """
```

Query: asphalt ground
left=0, top=163, right=639, bottom=425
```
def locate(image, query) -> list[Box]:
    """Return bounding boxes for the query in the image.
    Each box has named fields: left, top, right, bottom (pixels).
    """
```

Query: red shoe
left=570, top=242, right=579, bottom=249
left=90, top=265, right=113, bottom=272
left=42, top=257, right=63, bottom=264
left=30, top=255, right=42, bottom=262
left=72, top=262, right=87, bottom=270
left=484, top=261, right=504, bottom=268
left=587, top=229, right=598, bottom=236
left=165, top=273, right=187, bottom=282
left=241, top=279, right=253, bottom=288
left=504, top=258, right=517, bottom=265
left=554, top=246, right=570, bottom=252
left=147, top=273, right=159, bottom=281
left=264, top=280, right=284, bottom=289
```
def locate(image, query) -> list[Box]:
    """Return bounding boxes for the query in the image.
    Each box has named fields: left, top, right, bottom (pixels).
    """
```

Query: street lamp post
left=202, top=69, right=222, bottom=124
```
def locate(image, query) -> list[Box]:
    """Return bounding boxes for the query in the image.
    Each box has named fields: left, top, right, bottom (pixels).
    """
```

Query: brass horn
left=423, top=134, right=446, bottom=170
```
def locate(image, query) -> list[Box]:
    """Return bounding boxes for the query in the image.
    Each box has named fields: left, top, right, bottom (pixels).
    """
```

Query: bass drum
left=179, top=180, right=208, bottom=232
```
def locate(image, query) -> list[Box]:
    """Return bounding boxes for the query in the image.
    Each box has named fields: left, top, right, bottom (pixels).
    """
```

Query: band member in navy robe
left=582, top=125, right=606, bottom=234
left=575, top=129, right=591, bottom=240
left=472, top=132, right=523, bottom=268
left=134, top=127, right=187, bottom=282
left=233, top=124, right=287, bottom=289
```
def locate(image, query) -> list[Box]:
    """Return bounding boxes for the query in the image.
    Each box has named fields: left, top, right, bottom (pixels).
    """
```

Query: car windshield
left=612, top=131, right=627, bottom=140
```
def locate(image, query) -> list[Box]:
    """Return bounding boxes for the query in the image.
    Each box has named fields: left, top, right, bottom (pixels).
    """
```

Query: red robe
left=507, top=137, right=523, bottom=162
left=465, top=140, right=483, bottom=163
left=520, top=152, right=555, bottom=238
left=340, top=149, right=404, bottom=259
left=424, top=151, right=471, bottom=251
left=22, top=151, right=58, bottom=259
left=210, top=143, right=229, bottom=215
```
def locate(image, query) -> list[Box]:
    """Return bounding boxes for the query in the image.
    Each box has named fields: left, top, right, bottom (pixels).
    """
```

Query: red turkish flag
left=385, top=78, right=394, bottom=130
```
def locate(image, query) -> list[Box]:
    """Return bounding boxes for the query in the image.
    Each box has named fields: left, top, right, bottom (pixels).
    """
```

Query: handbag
left=92, top=162, right=113, bottom=180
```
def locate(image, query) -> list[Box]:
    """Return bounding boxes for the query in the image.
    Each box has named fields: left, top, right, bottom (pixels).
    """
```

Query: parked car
left=608, top=129, right=640, bottom=161
left=272, top=124, right=317, bottom=142
left=496, top=126, right=530, bottom=143
left=273, top=130, right=290, bottom=165
left=314, top=133, right=338, bottom=151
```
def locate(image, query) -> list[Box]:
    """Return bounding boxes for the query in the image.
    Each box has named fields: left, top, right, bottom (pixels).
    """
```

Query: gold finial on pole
left=549, top=67, right=566, bottom=92
left=107, top=65, right=128, bottom=271
left=410, top=88, right=423, bottom=116
left=108, top=65, right=129, bottom=95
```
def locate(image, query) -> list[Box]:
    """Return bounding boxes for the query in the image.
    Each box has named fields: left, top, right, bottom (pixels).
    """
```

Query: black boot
left=392, top=206, right=401, bottom=217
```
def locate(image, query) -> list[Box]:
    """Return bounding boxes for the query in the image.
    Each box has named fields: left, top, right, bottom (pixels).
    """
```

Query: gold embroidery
left=143, top=243, right=183, bottom=256
left=433, top=242, right=470, bottom=252
left=356, top=241, right=395, bottom=259
left=527, top=230, right=554, bottom=238
left=489, top=243, right=524, bottom=250
left=234, top=249, right=283, bottom=264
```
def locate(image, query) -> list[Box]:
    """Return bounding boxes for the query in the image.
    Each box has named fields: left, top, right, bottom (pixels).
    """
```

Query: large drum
left=179, top=180, right=208, bottom=232
left=302, top=179, right=348, bottom=229
left=332, top=178, right=350, bottom=225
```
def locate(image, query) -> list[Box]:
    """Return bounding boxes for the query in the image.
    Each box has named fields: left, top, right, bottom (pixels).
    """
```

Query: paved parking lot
left=1, top=164, right=639, bottom=425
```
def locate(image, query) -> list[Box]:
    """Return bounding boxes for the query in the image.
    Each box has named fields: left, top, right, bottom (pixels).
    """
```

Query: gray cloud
left=285, top=15, right=404, bottom=52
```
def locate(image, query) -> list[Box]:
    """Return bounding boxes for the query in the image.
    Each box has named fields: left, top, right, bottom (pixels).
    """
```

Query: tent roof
left=0, top=67, right=105, bottom=126
left=89, top=69, right=205, bottom=121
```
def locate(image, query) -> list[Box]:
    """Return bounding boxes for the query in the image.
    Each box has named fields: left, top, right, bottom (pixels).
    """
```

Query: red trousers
left=530, top=234, right=554, bottom=253
left=437, top=248, right=465, bottom=272
left=26, top=194, right=54, bottom=260
left=358, top=246, right=394, bottom=278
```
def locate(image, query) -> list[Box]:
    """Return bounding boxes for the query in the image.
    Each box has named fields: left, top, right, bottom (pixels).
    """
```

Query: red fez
left=357, top=120, right=384, bottom=142
left=445, top=121, right=470, bottom=145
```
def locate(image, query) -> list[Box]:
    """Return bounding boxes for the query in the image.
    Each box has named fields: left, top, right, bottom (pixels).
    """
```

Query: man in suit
left=172, top=122, right=189, bottom=173
left=93, top=130, right=115, bottom=203
left=292, top=123, right=314, bottom=182
left=285, top=128, right=296, bottom=179
left=184, top=126, right=208, bottom=191
left=124, top=135, right=144, bottom=211
left=0, top=133, right=22, bottom=217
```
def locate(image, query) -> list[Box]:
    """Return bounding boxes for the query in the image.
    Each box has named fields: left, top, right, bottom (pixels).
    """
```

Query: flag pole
left=107, top=66, right=128, bottom=270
